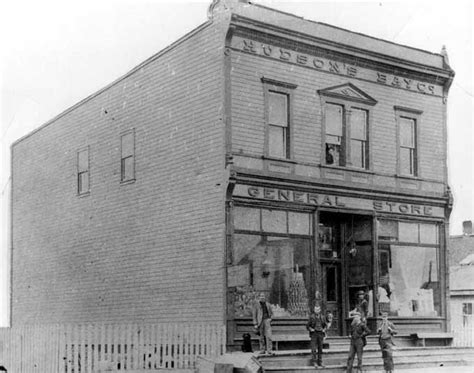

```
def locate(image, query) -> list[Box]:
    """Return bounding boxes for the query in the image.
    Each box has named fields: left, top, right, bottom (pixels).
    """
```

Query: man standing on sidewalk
left=377, top=311, right=396, bottom=373
left=252, top=293, right=273, bottom=354
left=346, top=312, right=371, bottom=373
left=306, top=304, right=333, bottom=369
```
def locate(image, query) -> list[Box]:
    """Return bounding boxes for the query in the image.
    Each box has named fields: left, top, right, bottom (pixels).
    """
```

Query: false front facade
left=11, top=0, right=454, bottom=349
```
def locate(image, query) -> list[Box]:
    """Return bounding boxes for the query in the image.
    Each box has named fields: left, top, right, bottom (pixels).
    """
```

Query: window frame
left=395, top=106, right=422, bottom=177
left=261, top=77, right=297, bottom=160
left=321, top=97, right=372, bottom=170
left=77, top=146, right=90, bottom=196
left=120, top=128, right=136, bottom=183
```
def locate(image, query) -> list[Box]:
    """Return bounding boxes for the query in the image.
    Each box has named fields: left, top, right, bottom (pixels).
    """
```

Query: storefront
left=226, top=180, right=448, bottom=344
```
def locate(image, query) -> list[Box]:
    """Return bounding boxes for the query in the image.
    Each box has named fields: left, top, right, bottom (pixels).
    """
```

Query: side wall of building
left=11, top=21, right=228, bottom=324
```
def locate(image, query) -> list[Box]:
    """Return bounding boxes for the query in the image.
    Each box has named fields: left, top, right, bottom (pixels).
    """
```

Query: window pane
left=121, top=132, right=134, bottom=157
left=400, top=117, right=415, bottom=148
left=288, top=212, right=311, bottom=235
left=326, top=104, right=343, bottom=137
left=351, top=140, right=365, bottom=168
left=269, top=125, right=286, bottom=158
left=234, top=206, right=260, bottom=231
left=78, top=149, right=88, bottom=172
left=326, top=143, right=341, bottom=166
left=379, top=245, right=440, bottom=317
left=121, top=156, right=134, bottom=181
left=351, top=109, right=367, bottom=140
left=420, top=223, right=438, bottom=244
left=326, top=266, right=337, bottom=302
left=400, top=147, right=413, bottom=175
left=78, top=171, right=89, bottom=194
left=268, top=92, right=288, bottom=127
left=399, top=221, right=419, bottom=243
left=378, top=220, right=398, bottom=241
left=227, top=234, right=311, bottom=318
left=262, top=209, right=287, bottom=233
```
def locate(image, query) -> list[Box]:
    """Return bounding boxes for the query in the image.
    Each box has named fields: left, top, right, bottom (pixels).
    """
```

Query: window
left=399, top=117, right=417, bottom=175
left=378, top=219, right=441, bottom=317
left=319, top=83, right=376, bottom=169
left=77, top=147, right=89, bottom=195
left=262, top=78, right=297, bottom=160
left=324, top=104, right=369, bottom=168
left=462, top=303, right=473, bottom=327
left=228, top=206, right=313, bottom=318
left=268, top=92, right=289, bottom=158
left=350, top=108, right=368, bottom=169
left=325, top=103, right=343, bottom=166
left=395, top=107, right=422, bottom=177
left=121, top=130, right=135, bottom=182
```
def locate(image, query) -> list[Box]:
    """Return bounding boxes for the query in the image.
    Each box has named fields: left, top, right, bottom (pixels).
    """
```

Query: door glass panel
left=326, top=266, right=337, bottom=302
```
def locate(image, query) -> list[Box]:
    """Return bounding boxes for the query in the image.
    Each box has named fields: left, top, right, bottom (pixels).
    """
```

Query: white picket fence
left=0, top=323, right=226, bottom=372
left=452, top=314, right=474, bottom=347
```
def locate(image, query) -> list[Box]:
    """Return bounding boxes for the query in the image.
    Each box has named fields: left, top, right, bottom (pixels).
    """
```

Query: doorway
left=321, top=263, right=342, bottom=335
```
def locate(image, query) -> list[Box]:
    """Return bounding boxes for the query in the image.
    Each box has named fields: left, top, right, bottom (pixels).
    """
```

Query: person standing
left=377, top=312, right=396, bottom=373
left=252, top=293, right=273, bottom=354
left=346, top=312, right=371, bottom=373
left=306, top=304, right=332, bottom=369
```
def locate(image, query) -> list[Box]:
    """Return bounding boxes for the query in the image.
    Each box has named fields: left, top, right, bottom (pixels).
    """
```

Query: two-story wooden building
left=11, top=0, right=454, bottom=348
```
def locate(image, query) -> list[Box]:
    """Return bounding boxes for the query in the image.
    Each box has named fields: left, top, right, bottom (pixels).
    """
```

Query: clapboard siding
left=11, top=22, right=228, bottom=325
left=230, top=50, right=446, bottom=188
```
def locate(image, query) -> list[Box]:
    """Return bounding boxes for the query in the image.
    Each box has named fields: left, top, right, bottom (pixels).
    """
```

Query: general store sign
left=233, top=184, right=445, bottom=218
left=231, top=36, right=443, bottom=96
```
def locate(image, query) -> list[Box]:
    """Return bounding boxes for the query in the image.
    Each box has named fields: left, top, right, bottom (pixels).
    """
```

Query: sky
left=0, top=0, right=472, bottom=326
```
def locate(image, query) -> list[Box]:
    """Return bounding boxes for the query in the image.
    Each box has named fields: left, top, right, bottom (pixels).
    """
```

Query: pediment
left=318, top=83, right=377, bottom=105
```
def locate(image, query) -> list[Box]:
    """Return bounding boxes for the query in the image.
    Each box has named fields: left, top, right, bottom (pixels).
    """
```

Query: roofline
left=231, top=14, right=452, bottom=79
left=11, top=19, right=213, bottom=148
left=252, top=3, right=448, bottom=62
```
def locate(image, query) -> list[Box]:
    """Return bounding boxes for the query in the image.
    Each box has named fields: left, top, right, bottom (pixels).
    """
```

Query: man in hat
left=252, top=293, right=273, bottom=354
left=352, top=290, right=368, bottom=322
left=346, top=312, right=370, bottom=373
left=377, top=312, right=397, bottom=373
left=306, top=304, right=333, bottom=369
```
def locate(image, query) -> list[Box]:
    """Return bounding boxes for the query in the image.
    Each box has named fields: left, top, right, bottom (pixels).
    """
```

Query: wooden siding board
left=230, top=51, right=446, bottom=185
left=11, top=23, right=228, bottom=325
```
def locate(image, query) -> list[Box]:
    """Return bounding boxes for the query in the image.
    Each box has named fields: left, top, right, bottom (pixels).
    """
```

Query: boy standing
left=346, top=312, right=370, bottom=373
left=377, top=312, right=396, bottom=373
left=252, top=293, right=273, bottom=354
left=306, top=304, right=332, bottom=369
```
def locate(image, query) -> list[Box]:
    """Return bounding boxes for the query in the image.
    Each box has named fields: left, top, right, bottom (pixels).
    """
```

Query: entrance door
left=321, top=263, right=342, bottom=335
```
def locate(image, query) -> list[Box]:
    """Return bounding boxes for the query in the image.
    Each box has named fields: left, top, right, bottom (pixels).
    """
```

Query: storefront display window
left=229, top=206, right=313, bottom=318
left=378, top=220, right=440, bottom=317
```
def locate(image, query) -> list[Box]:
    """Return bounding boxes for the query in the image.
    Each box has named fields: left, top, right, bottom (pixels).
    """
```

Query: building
left=449, top=221, right=474, bottom=345
left=10, top=0, right=454, bottom=348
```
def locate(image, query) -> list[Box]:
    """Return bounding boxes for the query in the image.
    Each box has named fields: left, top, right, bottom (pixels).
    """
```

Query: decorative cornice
left=229, top=15, right=454, bottom=82
left=318, top=82, right=377, bottom=106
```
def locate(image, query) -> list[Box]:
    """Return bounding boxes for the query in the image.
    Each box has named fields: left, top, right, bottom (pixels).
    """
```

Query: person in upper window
left=326, top=145, right=335, bottom=164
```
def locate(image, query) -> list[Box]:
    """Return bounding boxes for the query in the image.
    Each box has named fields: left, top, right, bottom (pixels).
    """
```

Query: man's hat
left=357, top=290, right=365, bottom=295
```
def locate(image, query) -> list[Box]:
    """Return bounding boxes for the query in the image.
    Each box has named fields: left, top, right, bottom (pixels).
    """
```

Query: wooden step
left=258, top=346, right=474, bottom=372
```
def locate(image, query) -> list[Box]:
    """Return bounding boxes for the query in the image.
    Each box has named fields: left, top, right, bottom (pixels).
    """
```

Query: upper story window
left=77, top=147, right=90, bottom=195
left=262, top=77, right=297, bottom=160
left=395, top=106, right=422, bottom=177
left=319, top=83, right=376, bottom=170
left=121, top=129, right=135, bottom=182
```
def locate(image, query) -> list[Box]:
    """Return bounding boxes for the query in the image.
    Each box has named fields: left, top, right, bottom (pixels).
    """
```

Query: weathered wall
left=230, top=36, right=447, bottom=195
left=11, top=21, right=228, bottom=324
